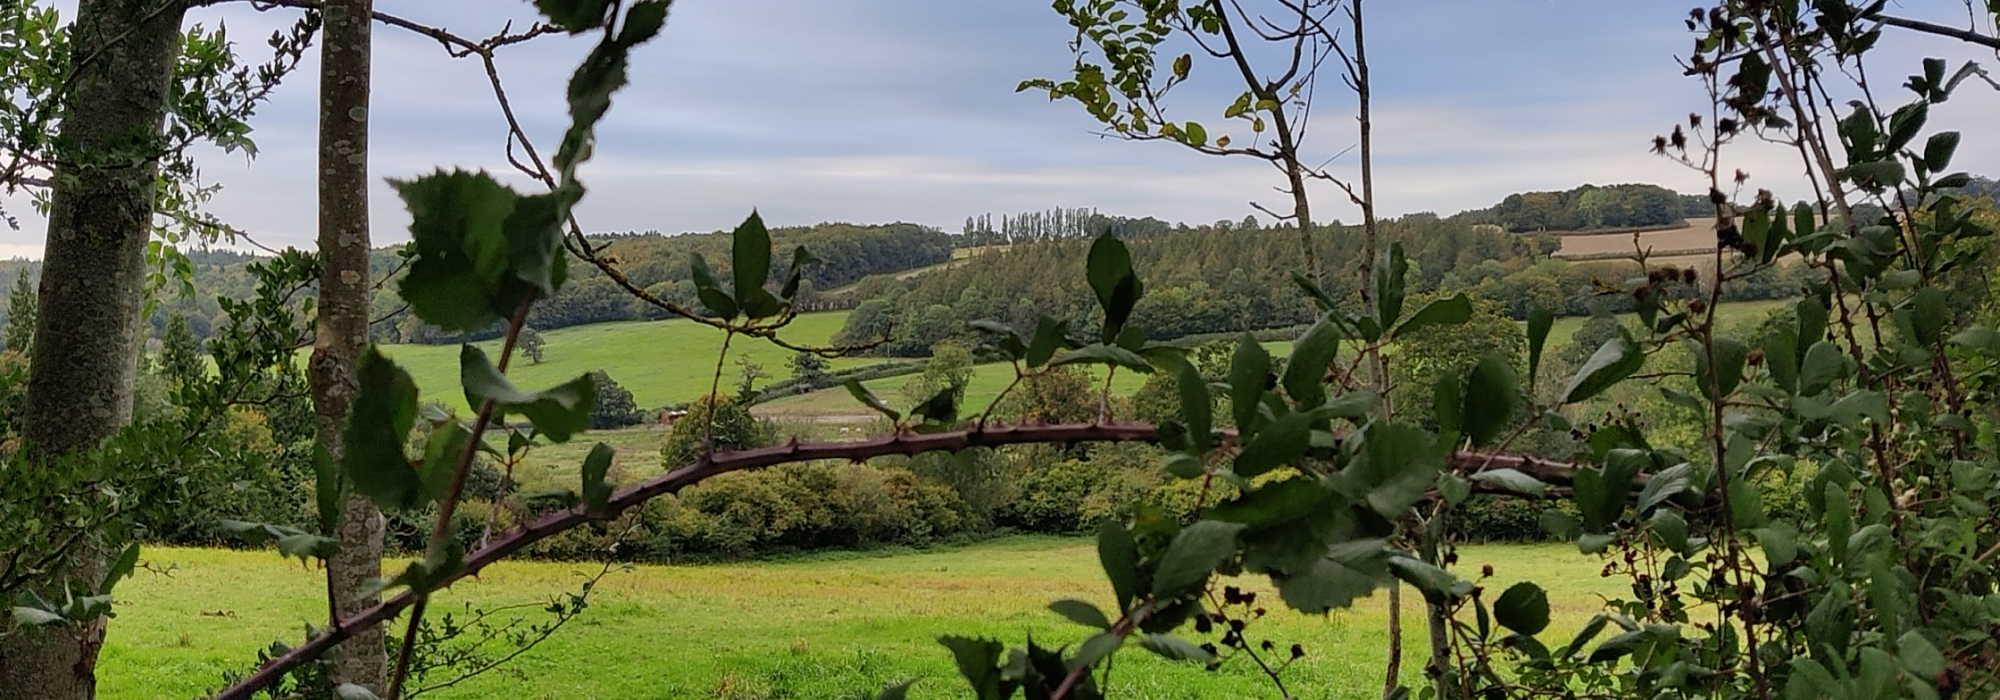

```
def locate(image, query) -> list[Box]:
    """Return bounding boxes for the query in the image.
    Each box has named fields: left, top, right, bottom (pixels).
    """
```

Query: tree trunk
left=310, top=0, right=384, bottom=693
left=0, top=1, right=190, bottom=697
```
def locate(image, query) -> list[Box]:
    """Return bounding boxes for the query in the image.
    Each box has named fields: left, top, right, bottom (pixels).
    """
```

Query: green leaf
left=1898, top=630, right=1945, bottom=678
left=1650, top=510, right=1689, bottom=553
left=1698, top=338, right=1748, bottom=400
left=845, top=379, right=901, bottom=422
left=1562, top=329, right=1644, bottom=404
left=1799, top=341, right=1847, bottom=396
left=535, top=0, right=614, bottom=31
left=1754, top=521, right=1799, bottom=567
left=1291, top=271, right=1339, bottom=313
left=1923, top=131, right=1960, bottom=172
left=344, top=348, right=424, bottom=512
left=99, top=542, right=141, bottom=594
left=1432, top=372, right=1462, bottom=436
left=1526, top=305, right=1554, bottom=385
left=1027, top=317, right=1069, bottom=368
left=1347, top=421, right=1446, bottom=516
left=732, top=211, right=777, bottom=317
left=460, top=345, right=595, bottom=442
left=861, top=680, right=918, bottom=700
left=1048, top=599, right=1113, bottom=629
left=393, top=170, right=532, bottom=332
left=937, top=635, right=1006, bottom=700
left=1540, top=509, right=1582, bottom=539
left=1071, top=631, right=1123, bottom=671
left=581, top=443, right=614, bottom=513
left=1462, top=354, right=1519, bottom=447
left=1636, top=462, right=1691, bottom=514
left=1051, top=344, right=1154, bottom=374
left=1283, top=317, right=1341, bottom=408
left=1765, top=326, right=1799, bottom=394
left=1911, top=287, right=1948, bottom=345
left=1387, top=557, right=1457, bottom=603
left=910, top=386, right=960, bottom=425
left=1229, top=334, right=1271, bottom=432
left=1376, top=243, right=1408, bottom=329
left=1097, top=521, right=1140, bottom=613
left=1207, top=477, right=1338, bottom=530
left=780, top=245, right=819, bottom=299
left=1086, top=234, right=1143, bottom=341
left=617, top=0, right=671, bottom=45
left=1437, top=474, right=1471, bottom=506
left=1393, top=294, right=1471, bottom=337
left=1272, top=540, right=1390, bottom=612
left=1493, top=582, right=1551, bottom=636
left=1138, top=634, right=1215, bottom=664
left=418, top=420, right=473, bottom=503
left=313, top=442, right=343, bottom=533
left=1173, top=360, right=1213, bottom=451
left=688, top=253, right=738, bottom=320
left=1233, top=411, right=1311, bottom=478
left=1183, top=121, right=1207, bottom=146
left=12, top=607, right=64, bottom=628
left=1469, top=468, right=1547, bottom=498
left=1151, top=521, right=1245, bottom=599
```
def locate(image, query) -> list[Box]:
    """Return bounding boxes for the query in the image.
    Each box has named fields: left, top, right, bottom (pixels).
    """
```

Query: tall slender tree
left=309, top=0, right=385, bottom=692
left=0, top=1, right=191, bottom=696
left=6, top=272, right=36, bottom=354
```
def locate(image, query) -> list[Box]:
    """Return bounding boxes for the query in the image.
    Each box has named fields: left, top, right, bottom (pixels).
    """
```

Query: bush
left=590, top=370, right=644, bottom=429
left=999, top=458, right=1107, bottom=533
left=661, top=394, right=772, bottom=468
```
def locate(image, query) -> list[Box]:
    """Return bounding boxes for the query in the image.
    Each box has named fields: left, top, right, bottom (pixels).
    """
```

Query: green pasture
left=102, top=538, right=1620, bottom=700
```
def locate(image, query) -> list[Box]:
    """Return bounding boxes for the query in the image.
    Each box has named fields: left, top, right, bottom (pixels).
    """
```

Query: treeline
left=834, top=211, right=1810, bottom=356
left=0, top=221, right=955, bottom=348
left=1467, top=183, right=1691, bottom=232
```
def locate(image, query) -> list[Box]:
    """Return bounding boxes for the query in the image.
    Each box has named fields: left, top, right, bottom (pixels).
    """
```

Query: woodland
left=4, top=1, right=2000, bottom=700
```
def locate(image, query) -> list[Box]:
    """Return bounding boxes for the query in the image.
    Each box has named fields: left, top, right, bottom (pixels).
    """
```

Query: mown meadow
left=101, top=538, right=1618, bottom=700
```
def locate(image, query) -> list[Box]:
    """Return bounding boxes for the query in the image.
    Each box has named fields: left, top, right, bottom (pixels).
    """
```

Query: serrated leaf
left=1923, top=131, right=1960, bottom=173
left=1636, top=462, right=1691, bottom=514
left=937, top=635, right=1005, bottom=700
left=1493, top=582, right=1551, bottom=636
left=1027, top=317, right=1069, bottom=368
left=1173, top=359, right=1212, bottom=451
left=460, top=345, right=595, bottom=442
left=1152, top=521, right=1245, bottom=599
left=534, top=0, right=614, bottom=31
left=1071, top=631, right=1124, bottom=671
left=1799, top=341, right=1847, bottom=396
left=100, top=542, right=140, bottom=594
left=1207, top=477, right=1338, bottom=529
left=1233, top=411, right=1310, bottom=478
left=1911, top=287, right=1948, bottom=345
left=344, top=348, right=424, bottom=512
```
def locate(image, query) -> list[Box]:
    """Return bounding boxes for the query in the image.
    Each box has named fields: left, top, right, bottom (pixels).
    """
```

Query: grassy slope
left=102, top=539, right=1619, bottom=700
left=378, top=311, right=858, bottom=413
left=758, top=300, right=1797, bottom=419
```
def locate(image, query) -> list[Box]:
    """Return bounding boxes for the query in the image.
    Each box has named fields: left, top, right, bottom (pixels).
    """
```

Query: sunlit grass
left=101, top=538, right=1619, bottom=700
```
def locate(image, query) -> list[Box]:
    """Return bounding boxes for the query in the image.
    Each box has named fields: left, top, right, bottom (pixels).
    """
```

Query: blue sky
left=4, top=1, right=1997, bottom=257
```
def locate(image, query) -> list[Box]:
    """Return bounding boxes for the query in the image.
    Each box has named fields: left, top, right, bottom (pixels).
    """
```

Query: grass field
left=101, top=538, right=1620, bottom=700
left=1551, top=218, right=1718, bottom=258
left=378, top=311, right=860, bottom=413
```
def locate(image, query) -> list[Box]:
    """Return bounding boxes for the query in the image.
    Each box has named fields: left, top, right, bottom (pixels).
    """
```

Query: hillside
left=380, top=311, right=858, bottom=413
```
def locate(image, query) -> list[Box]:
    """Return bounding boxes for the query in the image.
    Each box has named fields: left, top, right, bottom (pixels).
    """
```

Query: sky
left=4, top=1, right=1998, bottom=258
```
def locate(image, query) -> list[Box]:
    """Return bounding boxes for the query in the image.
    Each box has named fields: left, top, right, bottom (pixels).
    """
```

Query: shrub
left=590, top=370, right=644, bottom=429
left=660, top=394, right=771, bottom=468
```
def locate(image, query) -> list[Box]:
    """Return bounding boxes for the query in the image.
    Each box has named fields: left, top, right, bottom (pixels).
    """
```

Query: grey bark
left=310, top=0, right=384, bottom=693
left=0, top=0, right=191, bottom=697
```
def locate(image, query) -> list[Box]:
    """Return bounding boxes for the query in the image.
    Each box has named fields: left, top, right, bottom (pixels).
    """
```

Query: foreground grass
left=103, top=538, right=1619, bottom=700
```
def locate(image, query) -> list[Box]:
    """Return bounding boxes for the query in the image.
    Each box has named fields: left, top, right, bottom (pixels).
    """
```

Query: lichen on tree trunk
left=0, top=1, right=190, bottom=697
left=310, top=0, right=385, bottom=693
